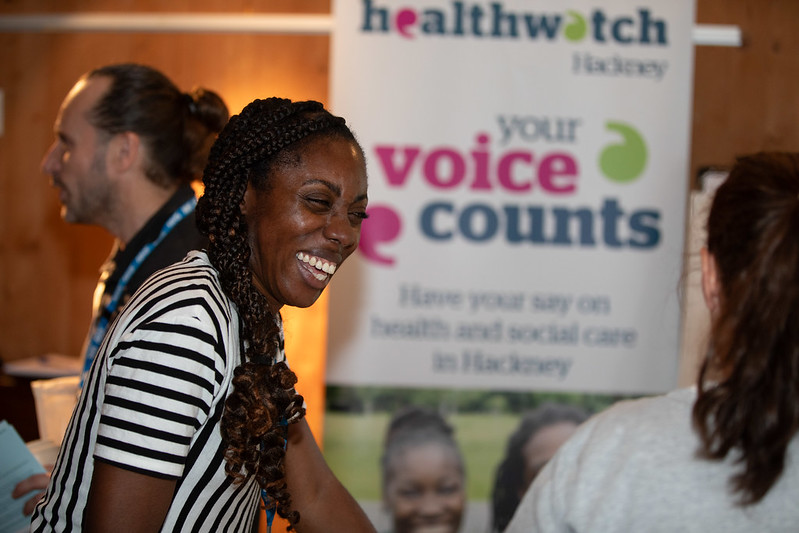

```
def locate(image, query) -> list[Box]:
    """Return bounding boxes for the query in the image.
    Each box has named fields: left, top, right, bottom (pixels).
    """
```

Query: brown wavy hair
left=693, top=152, right=799, bottom=504
left=196, top=97, right=361, bottom=528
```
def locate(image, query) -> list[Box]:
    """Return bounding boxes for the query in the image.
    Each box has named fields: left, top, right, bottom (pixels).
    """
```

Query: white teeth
left=296, top=252, right=337, bottom=277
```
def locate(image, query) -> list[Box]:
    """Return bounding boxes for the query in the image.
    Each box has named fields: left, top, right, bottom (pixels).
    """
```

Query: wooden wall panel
left=0, top=0, right=330, bottom=14
left=1, top=0, right=798, bottom=366
left=0, top=11, right=330, bottom=363
left=692, top=0, right=799, bottom=185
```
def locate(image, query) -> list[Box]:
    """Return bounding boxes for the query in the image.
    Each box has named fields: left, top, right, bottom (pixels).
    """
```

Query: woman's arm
left=84, top=460, right=176, bottom=532
left=284, top=419, right=376, bottom=533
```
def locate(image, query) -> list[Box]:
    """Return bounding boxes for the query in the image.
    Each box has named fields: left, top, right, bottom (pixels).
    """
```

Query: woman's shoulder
left=598, top=387, right=695, bottom=423
left=561, top=387, right=697, bottom=459
left=118, top=250, right=236, bottom=333
left=137, top=251, right=225, bottom=302
left=603, top=386, right=692, bottom=424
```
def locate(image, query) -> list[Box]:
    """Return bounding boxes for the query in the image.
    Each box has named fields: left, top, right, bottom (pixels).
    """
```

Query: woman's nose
left=417, top=494, right=449, bottom=517
left=324, top=211, right=360, bottom=249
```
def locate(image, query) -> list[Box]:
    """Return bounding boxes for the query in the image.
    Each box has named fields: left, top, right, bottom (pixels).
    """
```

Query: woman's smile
left=297, top=252, right=338, bottom=284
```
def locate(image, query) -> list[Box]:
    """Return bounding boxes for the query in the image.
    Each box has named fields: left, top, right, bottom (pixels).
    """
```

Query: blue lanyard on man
left=79, top=196, right=197, bottom=388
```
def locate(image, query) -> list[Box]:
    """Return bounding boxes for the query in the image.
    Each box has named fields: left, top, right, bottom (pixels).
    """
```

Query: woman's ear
left=700, top=247, right=721, bottom=315
left=241, top=183, right=254, bottom=216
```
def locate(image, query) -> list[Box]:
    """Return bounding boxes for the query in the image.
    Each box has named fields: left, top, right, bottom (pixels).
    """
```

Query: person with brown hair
left=46, top=63, right=229, bottom=377
left=31, top=97, right=375, bottom=532
left=13, top=62, right=228, bottom=518
left=505, top=152, right=799, bottom=532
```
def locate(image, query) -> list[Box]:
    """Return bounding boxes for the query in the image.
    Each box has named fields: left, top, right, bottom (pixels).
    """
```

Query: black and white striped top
left=32, top=251, right=278, bottom=532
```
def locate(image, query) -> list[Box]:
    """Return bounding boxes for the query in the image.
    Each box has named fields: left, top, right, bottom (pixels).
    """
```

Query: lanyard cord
left=260, top=420, right=289, bottom=533
left=262, top=492, right=276, bottom=533
left=79, top=196, right=197, bottom=388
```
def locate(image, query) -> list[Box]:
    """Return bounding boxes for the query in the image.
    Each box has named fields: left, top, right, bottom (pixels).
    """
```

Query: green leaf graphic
left=564, top=11, right=587, bottom=41
left=599, top=122, right=648, bottom=183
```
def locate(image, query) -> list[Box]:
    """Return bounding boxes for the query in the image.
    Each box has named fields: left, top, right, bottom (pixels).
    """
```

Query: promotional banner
left=325, top=2, right=695, bottom=530
left=327, top=0, right=695, bottom=395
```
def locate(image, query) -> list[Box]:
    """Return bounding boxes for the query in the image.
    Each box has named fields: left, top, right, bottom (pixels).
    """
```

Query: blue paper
left=0, top=420, right=47, bottom=533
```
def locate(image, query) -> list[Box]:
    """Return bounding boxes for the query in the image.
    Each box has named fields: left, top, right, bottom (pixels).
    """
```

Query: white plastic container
left=30, top=375, right=80, bottom=446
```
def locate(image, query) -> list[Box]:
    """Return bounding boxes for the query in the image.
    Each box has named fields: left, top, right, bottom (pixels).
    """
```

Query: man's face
left=41, top=76, right=114, bottom=225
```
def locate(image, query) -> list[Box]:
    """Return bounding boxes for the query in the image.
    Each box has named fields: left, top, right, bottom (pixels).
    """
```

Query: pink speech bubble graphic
left=359, top=205, right=402, bottom=265
left=395, top=8, right=417, bottom=39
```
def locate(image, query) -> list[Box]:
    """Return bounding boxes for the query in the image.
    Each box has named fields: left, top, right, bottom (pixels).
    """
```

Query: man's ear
left=700, top=247, right=721, bottom=315
left=106, top=131, right=141, bottom=175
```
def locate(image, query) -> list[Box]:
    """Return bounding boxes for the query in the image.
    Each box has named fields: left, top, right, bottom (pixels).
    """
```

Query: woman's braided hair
left=196, top=97, right=358, bottom=528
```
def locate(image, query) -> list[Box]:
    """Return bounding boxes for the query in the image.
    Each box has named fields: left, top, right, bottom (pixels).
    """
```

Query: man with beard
left=12, top=62, right=228, bottom=517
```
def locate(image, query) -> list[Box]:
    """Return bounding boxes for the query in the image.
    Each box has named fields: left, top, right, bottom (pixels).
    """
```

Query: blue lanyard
left=261, top=491, right=276, bottom=533
left=260, top=419, right=288, bottom=533
left=80, top=196, right=197, bottom=387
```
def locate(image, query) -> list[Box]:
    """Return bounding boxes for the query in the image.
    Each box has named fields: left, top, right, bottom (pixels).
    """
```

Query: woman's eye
left=306, top=197, right=331, bottom=208
left=351, top=211, right=369, bottom=221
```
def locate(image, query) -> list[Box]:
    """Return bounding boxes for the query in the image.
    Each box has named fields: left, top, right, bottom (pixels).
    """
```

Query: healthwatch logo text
left=360, top=0, right=668, bottom=45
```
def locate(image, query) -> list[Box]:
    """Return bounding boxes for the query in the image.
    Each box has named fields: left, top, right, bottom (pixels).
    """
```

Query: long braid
left=196, top=98, right=353, bottom=528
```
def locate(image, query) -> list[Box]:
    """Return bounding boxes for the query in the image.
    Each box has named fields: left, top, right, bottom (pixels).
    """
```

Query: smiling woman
left=31, top=98, right=375, bottom=533
left=381, top=406, right=466, bottom=533
left=199, top=98, right=370, bottom=528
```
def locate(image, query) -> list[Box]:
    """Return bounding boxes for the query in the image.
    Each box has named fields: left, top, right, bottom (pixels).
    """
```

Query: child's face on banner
left=384, top=442, right=465, bottom=533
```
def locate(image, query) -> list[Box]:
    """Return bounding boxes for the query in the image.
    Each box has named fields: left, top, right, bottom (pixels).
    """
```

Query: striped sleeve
left=94, top=303, right=226, bottom=479
left=30, top=252, right=261, bottom=532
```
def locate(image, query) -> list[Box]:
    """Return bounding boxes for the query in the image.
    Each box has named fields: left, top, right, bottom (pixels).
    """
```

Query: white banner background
left=327, top=0, right=695, bottom=395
